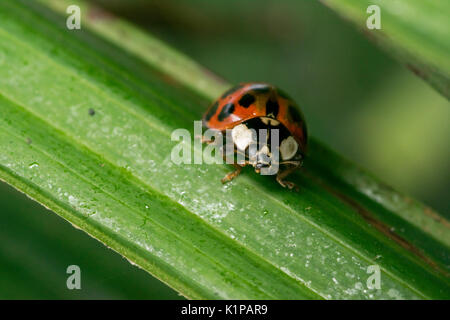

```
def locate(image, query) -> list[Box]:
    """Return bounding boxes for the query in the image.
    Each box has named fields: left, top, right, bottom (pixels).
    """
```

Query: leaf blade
left=0, top=0, right=448, bottom=300
left=320, top=0, right=450, bottom=98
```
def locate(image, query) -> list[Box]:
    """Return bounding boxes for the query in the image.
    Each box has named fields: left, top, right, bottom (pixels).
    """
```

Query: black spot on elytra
left=218, top=103, right=235, bottom=121
left=288, top=105, right=302, bottom=123
left=238, top=93, right=255, bottom=108
left=266, top=98, right=279, bottom=118
left=221, top=84, right=244, bottom=99
left=88, top=108, right=95, bottom=116
left=204, top=101, right=219, bottom=121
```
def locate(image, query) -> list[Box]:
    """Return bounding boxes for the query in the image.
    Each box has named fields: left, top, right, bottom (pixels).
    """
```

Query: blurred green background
left=1, top=0, right=448, bottom=299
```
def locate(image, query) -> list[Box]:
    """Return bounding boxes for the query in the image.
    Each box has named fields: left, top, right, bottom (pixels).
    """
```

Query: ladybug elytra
left=202, top=83, right=308, bottom=189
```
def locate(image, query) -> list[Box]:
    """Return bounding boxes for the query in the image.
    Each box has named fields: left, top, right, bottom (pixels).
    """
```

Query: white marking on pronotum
left=231, top=123, right=255, bottom=151
left=280, top=136, right=298, bottom=160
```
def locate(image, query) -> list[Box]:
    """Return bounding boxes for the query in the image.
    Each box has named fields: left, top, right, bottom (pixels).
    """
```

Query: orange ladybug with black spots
left=202, top=83, right=308, bottom=190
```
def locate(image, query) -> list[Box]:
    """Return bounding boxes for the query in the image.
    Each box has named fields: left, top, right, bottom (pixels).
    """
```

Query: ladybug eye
left=280, top=136, right=298, bottom=160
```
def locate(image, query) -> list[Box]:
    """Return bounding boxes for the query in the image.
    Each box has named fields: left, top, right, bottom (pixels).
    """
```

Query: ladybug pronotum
left=202, top=82, right=308, bottom=190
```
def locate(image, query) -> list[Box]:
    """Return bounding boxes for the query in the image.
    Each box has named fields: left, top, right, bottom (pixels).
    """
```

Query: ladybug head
left=253, top=145, right=273, bottom=174
left=231, top=117, right=303, bottom=176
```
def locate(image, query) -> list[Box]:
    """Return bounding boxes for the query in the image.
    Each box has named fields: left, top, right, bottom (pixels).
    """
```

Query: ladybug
left=202, top=82, right=308, bottom=190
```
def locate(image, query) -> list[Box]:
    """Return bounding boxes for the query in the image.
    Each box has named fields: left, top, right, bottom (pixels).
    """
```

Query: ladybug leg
left=276, top=164, right=300, bottom=191
left=196, top=135, right=215, bottom=144
left=221, top=164, right=243, bottom=184
left=219, top=146, right=251, bottom=184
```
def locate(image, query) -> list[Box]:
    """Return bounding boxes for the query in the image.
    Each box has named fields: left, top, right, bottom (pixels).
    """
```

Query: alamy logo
left=171, top=121, right=281, bottom=175
left=66, top=265, right=81, bottom=290
left=366, top=5, right=381, bottom=30
left=66, top=5, right=81, bottom=30
left=366, top=264, right=381, bottom=289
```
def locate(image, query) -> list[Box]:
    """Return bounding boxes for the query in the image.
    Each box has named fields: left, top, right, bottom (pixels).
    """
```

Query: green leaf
left=0, top=0, right=449, bottom=299
left=0, top=181, right=182, bottom=299
left=320, top=0, right=450, bottom=99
